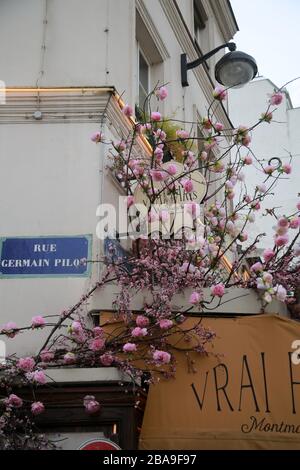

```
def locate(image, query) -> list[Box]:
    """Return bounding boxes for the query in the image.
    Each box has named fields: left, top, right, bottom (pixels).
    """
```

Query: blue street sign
left=0, top=235, right=92, bottom=278
left=104, top=237, right=132, bottom=273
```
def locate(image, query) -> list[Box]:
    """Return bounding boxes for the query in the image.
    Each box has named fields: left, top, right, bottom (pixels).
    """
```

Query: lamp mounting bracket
left=181, top=42, right=237, bottom=87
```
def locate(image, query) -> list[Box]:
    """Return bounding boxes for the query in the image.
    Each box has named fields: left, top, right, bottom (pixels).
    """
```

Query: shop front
left=14, top=314, right=300, bottom=450
left=140, top=315, right=300, bottom=450
left=19, top=368, right=146, bottom=450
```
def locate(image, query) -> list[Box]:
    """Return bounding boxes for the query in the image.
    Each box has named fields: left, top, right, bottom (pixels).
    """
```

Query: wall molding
left=0, top=88, right=113, bottom=124
left=0, top=87, right=150, bottom=158
left=159, top=0, right=233, bottom=127
left=136, top=0, right=170, bottom=61
left=209, top=0, right=238, bottom=42
left=106, top=94, right=151, bottom=157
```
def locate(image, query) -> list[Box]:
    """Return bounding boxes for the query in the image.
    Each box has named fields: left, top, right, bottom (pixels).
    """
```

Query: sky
left=230, top=0, right=300, bottom=107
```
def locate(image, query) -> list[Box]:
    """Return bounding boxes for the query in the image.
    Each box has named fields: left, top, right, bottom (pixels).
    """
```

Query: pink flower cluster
left=31, top=316, right=46, bottom=328
left=0, top=322, right=18, bottom=338
left=4, top=394, right=23, bottom=409
left=136, top=315, right=150, bottom=328
left=176, top=129, right=189, bottom=140
left=89, top=337, right=105, bottom=351
left=90, top=131, right=104, bottom=143
left=31, top=401, right=45, bottom=416
left=273, top=215, right=300, bottom=247
left=151, top=112, right=161, bottom=122
left=40, top=349, right=54, bottom=363
left=123, top=104, right=133, bottom=118
left=100, top=353, right=114, bottom=366
left=63, top=352, right=76, bottom=364
left=123, top=342, right=137, bottom=353
left=234, top=126, right=251, bottom=147
left=159, top=319, right=173, bottom=330
left=189, top=291, right=202, bottom=305
left=213, top=86, right=227, bottom=101
left=84, top=395, right=101, bottom=415
left=263, top=249, right=275, bottom=263
left=131, top=327, right=148, bottom=337
left=155, top=86, right=168, bottom=101
left=152, top=350, right=171, bottom=364
left=270, top=92, right=283, bottom=106
left=211, top=283, right=225, bottom=298
left=17, top=357, right=35, bottom=372
left=26, top=370, right=47, bottom=385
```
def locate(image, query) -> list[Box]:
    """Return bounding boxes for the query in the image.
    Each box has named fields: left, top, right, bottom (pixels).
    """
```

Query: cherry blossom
left=155, top=86, right=168, bottom=101
left=31, top=402, right=45, bottom=416
left=1, top=82, right=300, bottom=450
left=31, top=316, right=46, bottom=328
left=84, top=395, right=101, bottom=415
left=211, top=284, right=225, bottom=298
left=270, top=91, right=284, bottom=106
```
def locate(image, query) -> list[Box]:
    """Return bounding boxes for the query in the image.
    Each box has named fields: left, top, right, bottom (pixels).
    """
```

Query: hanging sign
left=104, top=237, right=132, bottom=273
left=132, top=162, right=206, bottom=238
left=140, top=315, right=300, bottom=450
left=133, top=162, right=207, bottom=208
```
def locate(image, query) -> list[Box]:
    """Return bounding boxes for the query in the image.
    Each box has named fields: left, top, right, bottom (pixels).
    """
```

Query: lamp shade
left=215, top=51, right=258, bottom=88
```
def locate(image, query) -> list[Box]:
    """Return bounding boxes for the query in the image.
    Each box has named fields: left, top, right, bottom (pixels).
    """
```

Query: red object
left=78, top=438, right=121, bottom=451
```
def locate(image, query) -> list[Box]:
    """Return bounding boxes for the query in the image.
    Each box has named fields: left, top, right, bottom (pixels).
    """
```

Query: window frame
left=137, top=42, right=151, bottom=110
left=194, top=1, right=206, bottom=41
left=193, top=0, right=210, bottom=69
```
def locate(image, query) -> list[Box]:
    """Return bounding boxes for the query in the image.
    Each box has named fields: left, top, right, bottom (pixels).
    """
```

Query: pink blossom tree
left=0, top=84, right=299, bottom=449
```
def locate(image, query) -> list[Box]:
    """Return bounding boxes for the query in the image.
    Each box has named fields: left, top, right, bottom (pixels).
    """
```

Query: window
left=193, top=0, right=209, bottom=55
left=138, top=46, right=150, bottom=110
left=135, top=9, right=165, bottom=111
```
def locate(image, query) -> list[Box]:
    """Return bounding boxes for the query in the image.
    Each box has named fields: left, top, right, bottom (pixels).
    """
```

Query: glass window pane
left=139, top=83, right=148, bottom=109
left=139, top=51, right=149, bottom=92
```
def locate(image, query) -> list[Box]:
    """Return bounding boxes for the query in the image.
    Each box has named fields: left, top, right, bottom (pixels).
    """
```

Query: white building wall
left=0, top=0, right=234, bottom=124
left=0, top=118, right=97, bottom=356
left=228, top=78, right=300, bottom=249
left=3, top=0, right=272, bottom=359
left=289, top=107, right=300, bottom=157
left=0, top=91, right=106, bottom=355
left=0, top=0, right=136, bottom=99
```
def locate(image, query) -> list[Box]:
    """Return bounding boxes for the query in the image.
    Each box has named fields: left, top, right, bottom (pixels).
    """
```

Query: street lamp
left=181, top=42, right=257, bottom=88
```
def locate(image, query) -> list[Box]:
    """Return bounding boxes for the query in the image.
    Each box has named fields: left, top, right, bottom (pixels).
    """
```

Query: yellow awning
left=140, top=314, right=300, bottom=450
